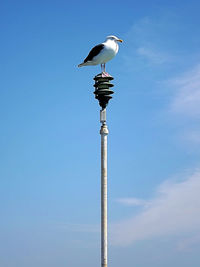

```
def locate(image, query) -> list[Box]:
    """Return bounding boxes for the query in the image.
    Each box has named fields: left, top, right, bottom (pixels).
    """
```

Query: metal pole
left=100, top=108, right=108, bottom=267
left=93, top=73, right=114, bottom=267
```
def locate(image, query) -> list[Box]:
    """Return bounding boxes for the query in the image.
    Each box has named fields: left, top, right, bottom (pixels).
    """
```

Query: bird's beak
left=117, top=39, right=123, bottom=43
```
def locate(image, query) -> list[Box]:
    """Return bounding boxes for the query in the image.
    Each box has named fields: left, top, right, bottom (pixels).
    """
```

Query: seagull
left=78, top=35, right=123, bottom=77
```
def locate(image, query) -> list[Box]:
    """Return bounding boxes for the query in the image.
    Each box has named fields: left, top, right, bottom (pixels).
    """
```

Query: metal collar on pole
left=93, top=74, right=114, bottom=109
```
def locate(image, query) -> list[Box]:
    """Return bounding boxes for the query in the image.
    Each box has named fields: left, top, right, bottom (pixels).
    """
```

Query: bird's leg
left=101, top=63, right=106, bottom=77
left=101, top=63, right=110, bottom=77
left=101, top=64, right=104, bottom=73
left=101, top=64, right=106, bottom=74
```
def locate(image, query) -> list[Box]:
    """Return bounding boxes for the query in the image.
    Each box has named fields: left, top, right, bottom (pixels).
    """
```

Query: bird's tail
left=78, top=62, right=85, bottom=67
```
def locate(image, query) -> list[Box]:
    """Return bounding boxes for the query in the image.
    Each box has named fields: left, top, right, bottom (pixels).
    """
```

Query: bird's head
left=106, top=35, right=123, bottom=43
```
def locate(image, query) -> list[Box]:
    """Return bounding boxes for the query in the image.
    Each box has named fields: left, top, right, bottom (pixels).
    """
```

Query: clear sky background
left=1, top=0, right=200, bottom=266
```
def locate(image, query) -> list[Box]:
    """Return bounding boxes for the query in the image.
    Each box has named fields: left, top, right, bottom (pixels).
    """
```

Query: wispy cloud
left=166, top=63, right=200, bottom=147
left=57, top=223, right=99, bottom=233
left=122, top=17, right=174, bottom=68
left=116, top=197, right=150, bottom=207
left=176, top=234, right=200, bottom=252
left=115, top=15, right=200, bottom=250
left=111, top=170, right=200, bottom=247
left=169, top=64, right=200, bottom=117
left=181, top=129, right=200, bottom=145
left=136, top=47, right=170, bottom=64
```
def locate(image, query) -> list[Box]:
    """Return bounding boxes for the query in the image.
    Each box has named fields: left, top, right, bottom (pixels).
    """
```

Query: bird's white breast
left=93, top=40, right=119, bottom=64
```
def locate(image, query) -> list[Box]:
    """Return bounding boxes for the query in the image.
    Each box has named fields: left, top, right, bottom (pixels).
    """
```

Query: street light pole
left=93, top=74, right=114, bottom=267
left=100, top=108, right=108, bottom=267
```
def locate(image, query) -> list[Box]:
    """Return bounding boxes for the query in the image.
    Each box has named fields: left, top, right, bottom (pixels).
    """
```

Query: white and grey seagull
left=78, top=35, right=123, bottom=77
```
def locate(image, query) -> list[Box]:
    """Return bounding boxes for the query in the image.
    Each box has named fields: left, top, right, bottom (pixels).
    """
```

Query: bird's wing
left=84, top=44, right=104, bottom=63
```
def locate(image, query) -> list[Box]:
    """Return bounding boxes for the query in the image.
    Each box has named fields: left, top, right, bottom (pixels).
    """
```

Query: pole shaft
left=100, top=109, right=109, bottom=267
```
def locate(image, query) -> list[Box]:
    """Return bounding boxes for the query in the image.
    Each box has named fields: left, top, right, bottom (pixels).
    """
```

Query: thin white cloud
left=122, top=17, right=173, bottom=68
left=116, top=197, right=149, bottom=207
left=137, top=47, right=171, bottom=64
left=176, top=234, right=200, bottom=252
left=111, top=170, right=200, bottom=246
left=181, top=130, right=200, bottom=145
left=58, top=223, right=99, bottom=233
left=166, top=64, right=200, bottom=146
left=169, top=64, right=200, bottom=117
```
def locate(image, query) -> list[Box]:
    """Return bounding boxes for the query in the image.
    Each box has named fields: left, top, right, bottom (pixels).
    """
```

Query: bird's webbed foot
left=101, top=71, right=111, bottom=77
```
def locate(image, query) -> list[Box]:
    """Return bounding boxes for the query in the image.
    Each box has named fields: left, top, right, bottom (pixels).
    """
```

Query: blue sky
left=1, top=0, right=200, bottom=266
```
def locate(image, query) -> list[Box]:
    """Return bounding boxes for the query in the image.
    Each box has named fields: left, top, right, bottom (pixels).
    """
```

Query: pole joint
left=100, top=109, right=109, bottom=135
